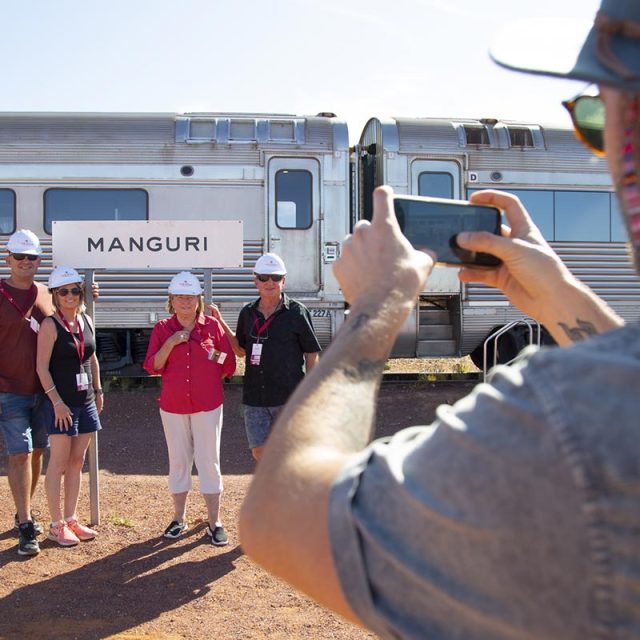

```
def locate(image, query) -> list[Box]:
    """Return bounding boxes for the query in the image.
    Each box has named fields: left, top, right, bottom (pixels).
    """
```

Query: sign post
left=51, top=220, right=244, bottom=527
left=83, top=269, right=100, bottom=525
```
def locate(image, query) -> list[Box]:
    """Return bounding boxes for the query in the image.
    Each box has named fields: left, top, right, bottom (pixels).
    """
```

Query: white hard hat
left=254, top=253, right=286, bottom=275
left=7, top=229, right=42, bottom=256
left=168, top=271, right=202, bottom=295
left=48, top=266, right=82, bottom=290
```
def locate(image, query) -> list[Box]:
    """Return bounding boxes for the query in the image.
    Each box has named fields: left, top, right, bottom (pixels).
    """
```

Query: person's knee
left=67, top=451, right=87, bottom=470
left=8, top=452, right=31, bottom=468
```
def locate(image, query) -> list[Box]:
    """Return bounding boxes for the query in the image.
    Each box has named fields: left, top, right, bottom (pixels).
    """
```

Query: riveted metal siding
left=0, top=113, right=342, bottom=165
left=461, top=241, right=640, bottom=354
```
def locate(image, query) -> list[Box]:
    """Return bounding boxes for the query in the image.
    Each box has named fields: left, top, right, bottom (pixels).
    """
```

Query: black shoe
left=14, top=511, right=43, bottom=535
left=163, top=520, right=188, bottom=539
left=18, top=522, right=40, bottom=556
left=206, top=524, right=229, bottom=547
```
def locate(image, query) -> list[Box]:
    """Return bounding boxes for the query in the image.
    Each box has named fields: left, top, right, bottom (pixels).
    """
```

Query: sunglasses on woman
left=254, top=273, right=284, bottom=282
left=56, top=287, right=82, bottom=297
left=10, top=253, right=39, bottom=261
left=562, top=89, right=605, bottom=156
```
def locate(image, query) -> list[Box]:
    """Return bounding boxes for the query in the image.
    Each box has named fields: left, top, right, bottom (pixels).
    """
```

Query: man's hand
left=458, top=190, right=623, bottom=344
left=334, top=186, right=433, bottom=314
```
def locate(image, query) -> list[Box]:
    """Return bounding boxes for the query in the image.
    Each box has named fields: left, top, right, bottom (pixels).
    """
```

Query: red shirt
left=0, top=281, right=53, bottom=394
left=144, top=314, right=236, bottom=414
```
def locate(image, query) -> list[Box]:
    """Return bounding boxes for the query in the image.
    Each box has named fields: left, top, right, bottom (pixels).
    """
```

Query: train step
left=416, top=339, right=457, bottom=357
left=418, top=324, right=453, bottom=340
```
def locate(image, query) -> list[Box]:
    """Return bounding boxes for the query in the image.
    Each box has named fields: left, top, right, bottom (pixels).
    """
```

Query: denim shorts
left=0, top=392, right=49, bottom=455
left=42, top=399, right=102, bottom=437
left=243, top=404, right=283, bottom=449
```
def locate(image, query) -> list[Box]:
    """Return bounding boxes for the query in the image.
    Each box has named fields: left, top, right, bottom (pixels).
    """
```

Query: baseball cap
left=48, top=266, right=82, bottom=289
left=168, top=271, right=203, bottom=295
left=254, top=253, right=287, bottom=275
left=6, top=229, right=42, bottom=256
left=490, top=0, right=640, bottom=91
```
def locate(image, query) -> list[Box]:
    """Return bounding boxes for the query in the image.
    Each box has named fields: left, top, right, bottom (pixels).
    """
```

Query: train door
left=410, top=159, right=462, bottom=293
left=267, top=157, right=320, bottom=292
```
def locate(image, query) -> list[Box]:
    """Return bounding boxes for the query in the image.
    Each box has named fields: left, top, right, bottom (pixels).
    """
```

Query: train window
left=0, top=189, right=16, bottom=234
left=507, top=190, right=554, bottom=240
left=555, top=191, right=609, bottom=241
left=418, top=173, right=453, bottom=199
left=275, top=170, right=312, bottom=229
left=508, top=127, right=534, bottom=147
left=43, top=189, right=148, bottom=234
left=463, top=125, right=490, bottom=146
left=468, top=188, right=554, bottom=240
left=611, top=194, right=627, bottom=242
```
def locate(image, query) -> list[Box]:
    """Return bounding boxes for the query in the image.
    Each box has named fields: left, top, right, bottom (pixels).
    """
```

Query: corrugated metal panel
left=0, top=113, right=339, bottom=165
left=396, top=119, right=460, bottom=152
left=0, top=114, right=175, bottom=143
left=392, top=117, right=609, bottom=175
left=305, top=117, right=334, bottom=147
left=461, top=241, right=640, bottom=354
left=467, top=242, right=640, bottom=303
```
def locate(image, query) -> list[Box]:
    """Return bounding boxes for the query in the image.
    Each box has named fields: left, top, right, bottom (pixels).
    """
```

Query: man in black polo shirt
left=212, top=253, right=320, bottom=461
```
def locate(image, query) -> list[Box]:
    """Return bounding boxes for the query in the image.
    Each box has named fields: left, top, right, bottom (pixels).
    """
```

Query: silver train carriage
left=1, top=112, right=638, bottom=371
left=0, top=111, right=350, bottom=372
left=356, top=116, right=640, bottom=367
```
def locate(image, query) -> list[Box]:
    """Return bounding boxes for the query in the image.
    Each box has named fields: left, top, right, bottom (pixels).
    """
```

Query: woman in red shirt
left=144, top=272, right=236, bottom=546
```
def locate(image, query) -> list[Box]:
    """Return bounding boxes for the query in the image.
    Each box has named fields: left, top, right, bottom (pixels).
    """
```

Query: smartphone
left=393, top=195, right=502, bottom=267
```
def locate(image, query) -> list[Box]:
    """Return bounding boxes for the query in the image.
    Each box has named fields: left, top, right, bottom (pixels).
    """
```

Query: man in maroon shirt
left=0, top=229, right=52, bottom=555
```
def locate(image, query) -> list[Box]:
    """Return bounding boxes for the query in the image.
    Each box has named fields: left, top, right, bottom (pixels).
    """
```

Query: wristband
left=94, top=389, right=104, bottom=395
left=53, top=399, right=63, bottom=407
left=44, top=385, right=56, bottom=395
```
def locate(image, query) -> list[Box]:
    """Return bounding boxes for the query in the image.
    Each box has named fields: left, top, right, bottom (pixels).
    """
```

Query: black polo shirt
left=236, top=293, right=321, bottom=407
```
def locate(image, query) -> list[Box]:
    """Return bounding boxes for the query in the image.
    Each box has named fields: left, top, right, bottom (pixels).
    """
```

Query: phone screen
left=394, top=196, right=501, bottom=266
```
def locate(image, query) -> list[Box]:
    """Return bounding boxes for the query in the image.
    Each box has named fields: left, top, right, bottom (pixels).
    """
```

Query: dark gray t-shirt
left=329, top=323, right=640, bottom=639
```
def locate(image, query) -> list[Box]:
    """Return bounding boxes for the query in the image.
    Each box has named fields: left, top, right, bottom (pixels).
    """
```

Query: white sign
left=52, top=220, right=243, bottom=269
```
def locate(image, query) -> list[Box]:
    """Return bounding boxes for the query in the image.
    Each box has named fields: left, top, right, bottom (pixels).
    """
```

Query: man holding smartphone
left=210, top=253, right=321, bottom=461
left=240, top=1, right=640, bottom=638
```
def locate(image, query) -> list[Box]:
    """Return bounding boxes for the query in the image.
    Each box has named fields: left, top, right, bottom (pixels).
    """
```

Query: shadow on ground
left=0, top=523, right=242, bottom=639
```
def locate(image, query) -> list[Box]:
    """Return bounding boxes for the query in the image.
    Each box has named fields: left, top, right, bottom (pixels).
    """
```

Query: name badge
left=250, top=343, right=262, bottom=366
left=29, top=317, right=40, bottom=333
left=208, top=348, right=227, bottom=364
left=76, top=372, right=89, bottom=391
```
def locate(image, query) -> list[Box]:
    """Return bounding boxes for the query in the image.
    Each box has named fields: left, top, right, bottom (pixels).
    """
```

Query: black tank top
left=49, top=314, right=96, bottom=407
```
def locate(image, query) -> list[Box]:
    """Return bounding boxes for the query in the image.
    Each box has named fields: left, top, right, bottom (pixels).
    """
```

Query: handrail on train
left=482, top=319, right=541, bottom=381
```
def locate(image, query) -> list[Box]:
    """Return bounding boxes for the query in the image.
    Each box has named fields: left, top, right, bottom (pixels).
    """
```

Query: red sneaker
left=66, top=518, right=97, bottom=541
left=48, top=521, right=80, bottom=547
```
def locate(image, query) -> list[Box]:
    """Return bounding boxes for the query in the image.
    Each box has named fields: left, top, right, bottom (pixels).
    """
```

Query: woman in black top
left=36, top=266, right=103, bottom=547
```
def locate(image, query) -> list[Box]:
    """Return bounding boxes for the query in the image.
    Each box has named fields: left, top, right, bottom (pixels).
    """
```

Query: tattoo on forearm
left=350, top=312, right=369, bottom=331
left=558, top=319, right=599, bottom=342
left=343, top=359, right=386, bottom=382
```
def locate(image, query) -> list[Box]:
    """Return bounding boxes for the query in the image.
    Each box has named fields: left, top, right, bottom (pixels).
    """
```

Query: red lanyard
left=0, top=280, right=36, bottom=318
left=252, top=310, right=277, bottom=338
left=58, top=312, right=85, bottom=365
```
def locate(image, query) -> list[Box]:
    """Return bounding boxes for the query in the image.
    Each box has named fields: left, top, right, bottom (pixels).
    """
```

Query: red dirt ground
left=0, top=380, right=475, bottom=640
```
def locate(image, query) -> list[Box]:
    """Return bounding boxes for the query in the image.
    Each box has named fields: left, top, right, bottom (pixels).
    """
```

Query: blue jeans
left=0, top=392, right=49, bottom=455
left=243, top=404, right=283, bottom=449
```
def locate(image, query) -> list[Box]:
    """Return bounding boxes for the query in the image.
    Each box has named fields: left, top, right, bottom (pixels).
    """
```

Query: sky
left=2, top=0, right=600, bottom=143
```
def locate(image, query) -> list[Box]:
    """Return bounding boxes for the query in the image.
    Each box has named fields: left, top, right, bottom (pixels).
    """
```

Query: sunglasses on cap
left=254, top=273, right=284, bottom=282
left=562, top=88, right=604, bottom=157
left=10, top=253, right=39, bottom=262
left=56, top=287, right=82, bottom=297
